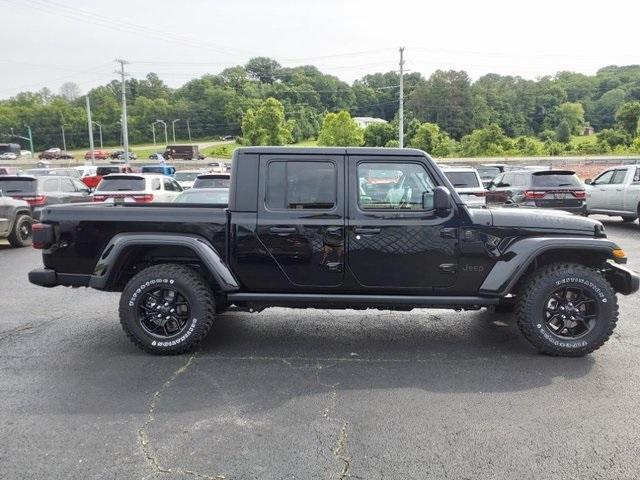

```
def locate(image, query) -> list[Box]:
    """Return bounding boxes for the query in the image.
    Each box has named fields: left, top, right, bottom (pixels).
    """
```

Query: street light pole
left=152, top=122, right=156, bottom=146
left=398, top=46, right=405, bottom=148
left=115, top=58, right=130, bottom=165
left=156, top=119, right=168, bottom=145
left=186, top=119, right=192, bottom=142
left=86, top=95, right=95, bottom=165
left=61, top=124, right=67, bottom=151
left=171, top=119, right=180, bottom=143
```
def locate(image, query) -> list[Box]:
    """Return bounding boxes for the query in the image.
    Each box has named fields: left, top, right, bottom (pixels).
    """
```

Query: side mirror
left=585, top=178, right=592, bottom=185
left=433, top=186, right=452, bottom=213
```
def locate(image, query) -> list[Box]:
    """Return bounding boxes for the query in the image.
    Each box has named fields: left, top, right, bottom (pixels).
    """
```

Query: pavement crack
left=333, top=421, right=351, bottom=480
left=138, top=354, right=225, bottom=480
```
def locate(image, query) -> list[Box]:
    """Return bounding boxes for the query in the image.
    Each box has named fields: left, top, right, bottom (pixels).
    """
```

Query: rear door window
left=60, top=178, right=76, bottom=192
left=357, top=162, right=435, bottom=210
left=41, top=178, right=59, bottom=192
left=610, top=169, right=628, bottom=185
left=266, top=161, right=336, bottom=209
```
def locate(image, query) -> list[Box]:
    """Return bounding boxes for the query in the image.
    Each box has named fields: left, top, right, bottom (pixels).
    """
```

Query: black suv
left=486, top=170, right=586, bottom=214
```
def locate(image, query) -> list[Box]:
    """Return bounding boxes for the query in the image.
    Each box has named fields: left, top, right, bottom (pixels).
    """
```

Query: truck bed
left=40, top=203, right=229, bottom=275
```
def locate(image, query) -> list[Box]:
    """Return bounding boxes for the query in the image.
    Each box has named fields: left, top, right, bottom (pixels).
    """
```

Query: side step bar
left=227, top=293, right=498, bottom=308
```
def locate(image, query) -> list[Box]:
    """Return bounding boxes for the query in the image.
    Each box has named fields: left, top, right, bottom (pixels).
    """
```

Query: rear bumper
left=28, top=268, right=91, bottom=288
left=605, top=263, right=640, bottom=295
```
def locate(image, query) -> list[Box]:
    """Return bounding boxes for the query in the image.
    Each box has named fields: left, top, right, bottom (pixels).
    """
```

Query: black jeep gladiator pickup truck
left=28, top=147, right=639, bottom=356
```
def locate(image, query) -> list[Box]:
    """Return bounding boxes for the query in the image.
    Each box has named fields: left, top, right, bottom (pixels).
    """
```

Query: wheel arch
left=480, top=237, right=621, bottom=296
left=89, top=233, right=240, bottom=293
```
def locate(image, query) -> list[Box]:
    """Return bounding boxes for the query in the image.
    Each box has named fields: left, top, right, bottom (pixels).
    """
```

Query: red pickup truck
left=81, top=165, right=134, bottom=190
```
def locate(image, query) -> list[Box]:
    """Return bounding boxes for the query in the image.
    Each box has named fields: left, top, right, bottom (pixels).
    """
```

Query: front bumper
left=605, top=263, right=640, bottom=295
left=28, top=268, right=90, bottom=288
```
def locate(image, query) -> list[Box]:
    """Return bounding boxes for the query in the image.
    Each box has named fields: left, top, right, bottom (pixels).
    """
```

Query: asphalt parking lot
left=1, top=217, right=640, bottom=480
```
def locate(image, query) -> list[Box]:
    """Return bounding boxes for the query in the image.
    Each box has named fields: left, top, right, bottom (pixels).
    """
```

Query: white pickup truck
left=585, top=164, right=640, bottom=222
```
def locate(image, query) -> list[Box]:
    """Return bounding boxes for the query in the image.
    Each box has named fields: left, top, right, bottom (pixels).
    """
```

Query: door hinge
left=440, top=228, right=458, bottom=239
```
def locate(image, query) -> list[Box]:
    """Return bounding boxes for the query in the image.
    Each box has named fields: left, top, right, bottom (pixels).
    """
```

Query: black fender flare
left=479, top=237, right=620, bottom=296
left=89, top=232, right=240, bottom=292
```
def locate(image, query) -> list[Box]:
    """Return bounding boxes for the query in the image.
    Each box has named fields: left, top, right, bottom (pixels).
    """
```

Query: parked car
left=110, top=150, right=137, bottom=161
left=20, top=150, right=32, bottom=158
left=164, top=145, right=203, bottom=160
left=140, top=165, right=176, bottom=176
left=486, top=170, right=586, bottom=214
left=585, top=165, right=640, bottom=222
left=0, top=152, right=18, bottom=160
left=28, top=147, right=639, bottom=357
left=148, top=153, right=165, bottom=161
left=25, top=167, right=83, bottom=179
left=192, top=173, right=231, bottom=189
left=92, top=174, right=183, bottom=203
left=174, top=187, right=229, bottom=204
left=84, top=150, right=110, bottom=160
left=207, top=161, right=230, bottom=173
left=0, top=175, right=91, bottom=219
left=441, top=167, right=486, bottom=208
left=174, top=170, right=203, bottom=189
left=0, top=190, right=32, bottom=247
left=81, top=165, right=134, bottom=190
left=38, top=149, right=73, bottom=160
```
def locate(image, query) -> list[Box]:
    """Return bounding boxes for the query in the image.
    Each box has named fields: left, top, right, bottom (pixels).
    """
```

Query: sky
left=1, top=0, right=639, bottom=99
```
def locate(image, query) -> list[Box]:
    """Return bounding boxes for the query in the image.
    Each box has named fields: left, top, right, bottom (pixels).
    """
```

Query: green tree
left=363, top=122, right=396, bottom=147
left=615, top=101, right=640, bottom=136
left=317, top=111, right=364, bottom=146
left=408, top=122, right=456, bottom=156
left=596, top=128, right=630, bottom=149
left=460, top=124, right=510, bottom=156
left=241, top=97, right=292, bottom=146
left=552, top=102, right=585, bottom=134
left=556, top=120, right=572, bottom=143
left=245, top=57, right=281, bottom=84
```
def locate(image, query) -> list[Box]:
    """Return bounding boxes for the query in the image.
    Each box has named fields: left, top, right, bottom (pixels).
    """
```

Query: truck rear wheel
left=516, top=263, right=618, bottom=357
left=119, top=264, right=215, bottom=355
left=8, top=214, right=32, bottom=248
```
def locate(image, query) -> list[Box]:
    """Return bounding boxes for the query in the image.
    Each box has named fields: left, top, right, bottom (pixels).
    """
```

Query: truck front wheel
left=516, top=263, right=618, bottom=357
left=119, top=264, right=215, bottom=355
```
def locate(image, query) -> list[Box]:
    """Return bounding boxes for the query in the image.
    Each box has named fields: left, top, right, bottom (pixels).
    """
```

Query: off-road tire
left=7, top=214, right=32, bottom=247
left=119, top=264, right=215, bottom=355
left=516, top=263, right=618, bottom=357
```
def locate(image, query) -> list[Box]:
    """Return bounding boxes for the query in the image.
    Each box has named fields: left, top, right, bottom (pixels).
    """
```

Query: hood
left=479, top=208, right=604, bottom=235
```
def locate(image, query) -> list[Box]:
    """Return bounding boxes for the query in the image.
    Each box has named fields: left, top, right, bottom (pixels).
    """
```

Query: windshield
left=96, top=178, right=145, bottom=191
left=532, top=173, right=581, bottom=187
left=193, top=177, right=231, bottom=188
left=175, top=188, right=229, bottom=203
left=175, top=172, right=200, bottom=181
left=444, top=171, right=480, bottom=188
left=0, top=178, right=37, bottom=194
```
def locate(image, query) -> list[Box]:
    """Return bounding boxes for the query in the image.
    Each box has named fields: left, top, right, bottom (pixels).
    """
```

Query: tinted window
left=175, top=172, right=200, bottom=181
left=143, top=167, right=168, bottom=174
left=610, top=169, right=627, bottom=185
left=499, top=174, right=512, bottom=187
left=634, top=168, right=640, bottom=184
left=476, top=166, right=500, bottom=179
left=96, top=178, right=145, bottom=191
left=444, top=171, right=480, bottom=188
left=593, top=170, right=614, bottom=185
left=41, top=178, right=59, bottom=192
left=358, top=162, right=435, bottom=210
left=267, top=161, right=336, bottom=209
left=163, top=178, right=180, bottom=191
left=0, top=178, right=37, bottom=194
left=97, top=167, right=121, bottom=176
left=532, top=173, right=581, bottom=187
left=513, top=173, right=528, bottom=187
left=193, top=176, right=231, bottom=188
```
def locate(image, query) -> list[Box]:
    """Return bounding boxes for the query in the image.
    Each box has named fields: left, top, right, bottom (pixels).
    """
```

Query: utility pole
left=152, top=122, right=156, bottom=146
left=92, top=121, right=103, bottom=148
left=398, top=46, right=405, bottom=148
left=171, top=119, right=180, bottom=143
left=115, top=59, right=130, bottom=165
left=61, top=124, right=67, bottom=151
left=86, top=96, right=95, bottom=165
left=156, top=119, right=168, bottom=145
left=186, top=119, right=192, bottom=142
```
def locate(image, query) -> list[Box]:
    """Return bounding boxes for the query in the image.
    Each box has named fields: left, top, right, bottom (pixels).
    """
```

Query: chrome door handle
left=353, top=227, right=381, bottom=234
left=269, top=226, right=296, bottom=234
